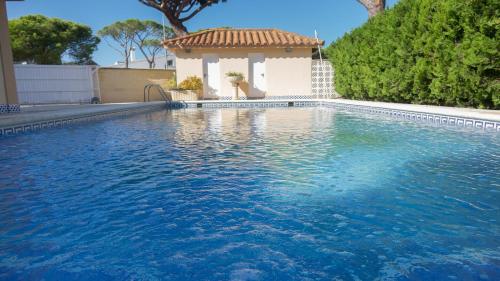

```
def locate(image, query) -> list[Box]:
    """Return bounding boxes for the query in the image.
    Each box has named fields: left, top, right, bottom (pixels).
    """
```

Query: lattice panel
left=312, top=60, right=336, bottom=98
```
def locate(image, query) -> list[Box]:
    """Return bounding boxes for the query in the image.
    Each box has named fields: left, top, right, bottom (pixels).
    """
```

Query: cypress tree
left=327, top=0, right=499, bottom=109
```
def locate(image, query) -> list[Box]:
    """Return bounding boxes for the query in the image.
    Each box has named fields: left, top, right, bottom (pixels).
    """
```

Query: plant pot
left=170, top=89, right=199, bottom=101
left=230, top=77, right=244, bottom=86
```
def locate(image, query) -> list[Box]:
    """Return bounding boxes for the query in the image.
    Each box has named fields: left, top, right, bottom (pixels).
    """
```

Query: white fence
left=15, top=64, right=99, bottom=104
left=312, top=60, right=337, bottom=98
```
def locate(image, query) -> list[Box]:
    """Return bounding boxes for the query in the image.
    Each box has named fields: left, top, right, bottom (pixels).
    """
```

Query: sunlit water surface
left=0, top=108, right=499, bottom=280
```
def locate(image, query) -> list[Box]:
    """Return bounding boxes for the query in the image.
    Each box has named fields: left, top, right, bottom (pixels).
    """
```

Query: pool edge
left=1, top=99, right=499, bottom=136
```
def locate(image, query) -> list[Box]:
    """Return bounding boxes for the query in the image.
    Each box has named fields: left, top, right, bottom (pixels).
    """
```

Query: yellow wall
left=98, top=68, right=174, bottom=103
left=173, top=47, right=313, bottom=99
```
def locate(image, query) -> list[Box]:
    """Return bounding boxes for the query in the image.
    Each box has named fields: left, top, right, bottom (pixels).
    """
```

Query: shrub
left=164, top=73, right=177, bottom=90
left=178, top=76, right=203, bottom=91
left=327, top=0, right=499, bottom=109
left=226, top=72, right=245, bottom=84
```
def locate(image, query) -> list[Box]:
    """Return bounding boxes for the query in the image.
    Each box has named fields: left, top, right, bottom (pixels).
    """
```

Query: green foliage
left=99, top=19, right=174, bottom=68
left=98, top=20, right=136, bottom=67
left=327, top=0, right=499, bottom=109
left=138, top=0, right=228, bottom=36
left=178, top=76, right=203, bottom=91
left=9, top=15, right=100, bottom=65
left=98, top=20, right=135, bottom=43
left=226, top=72, right=245, bottom=82
left=164, top=73, right=177, bottom=90
left=312, top=48, right=329, bottom=60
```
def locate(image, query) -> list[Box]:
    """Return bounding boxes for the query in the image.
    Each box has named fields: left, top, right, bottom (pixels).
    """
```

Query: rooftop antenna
left=314, top=30, right=329, bottom=99
left=314, top=30, right=323, bottom=64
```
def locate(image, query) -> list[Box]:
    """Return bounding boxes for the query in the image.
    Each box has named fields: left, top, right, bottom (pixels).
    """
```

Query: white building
left=109, top=49, right=176, bottom=70
left=164, top=28, right=324, bottom=100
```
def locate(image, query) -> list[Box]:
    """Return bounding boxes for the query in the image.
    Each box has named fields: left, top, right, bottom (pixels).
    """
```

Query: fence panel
left=312, top=60, right=337, bottom=98
left=98, top=68, right=174, bottom=103
left=15, top=64, right=97, bottom=104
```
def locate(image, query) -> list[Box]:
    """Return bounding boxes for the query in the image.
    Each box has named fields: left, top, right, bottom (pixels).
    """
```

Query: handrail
left=143, top=83, right=189, bottom=109
left=143, top=84, right=173, bottom=102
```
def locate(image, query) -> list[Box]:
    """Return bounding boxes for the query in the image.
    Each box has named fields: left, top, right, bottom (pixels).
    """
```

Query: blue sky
left=7, top=0, right=399, bottom=66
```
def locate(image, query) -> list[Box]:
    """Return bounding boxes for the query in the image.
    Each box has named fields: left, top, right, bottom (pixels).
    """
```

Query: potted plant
left=177, top=76, right=203, bottom=100
left=149, top=75, right=202, bottom=101
left=226, top=72, right=245, bottom=99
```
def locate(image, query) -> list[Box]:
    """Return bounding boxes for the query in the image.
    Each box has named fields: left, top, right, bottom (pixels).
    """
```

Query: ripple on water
left=0, top=108, right=499, bottom=280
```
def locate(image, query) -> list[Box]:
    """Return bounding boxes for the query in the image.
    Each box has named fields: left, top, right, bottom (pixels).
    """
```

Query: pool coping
left=321, top=100, right=500, bottom=131
left=326, top=99, right=500, bottom=122
left=182, top=99, right=499, bottom=131
left=0, top=102, right=166, bottom=136
left=183, top=99, right=500, bottom=121
left=0, top=99, right=498, bottom=136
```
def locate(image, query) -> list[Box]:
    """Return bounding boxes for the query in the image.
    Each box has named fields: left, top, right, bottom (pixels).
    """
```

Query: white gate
left=202, top=54, right=221, bottom=99
left=248, top=53, right=267, bottom=98
left=14, top=64, right=99, bottom=104
left=312, top=60, right=337, bottom=98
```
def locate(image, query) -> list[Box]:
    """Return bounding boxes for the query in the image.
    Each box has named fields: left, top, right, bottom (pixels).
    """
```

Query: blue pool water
left=0, top=107, right=499, bottom=280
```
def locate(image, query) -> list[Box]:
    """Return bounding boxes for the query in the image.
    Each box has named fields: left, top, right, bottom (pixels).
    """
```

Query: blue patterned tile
left=485, top=122, right=495, bottom=130
left=2, top=101, right=498, bottom=136
left=318, top=101, right=499, bottom=132
left=3, top=128, right=14, bottom=135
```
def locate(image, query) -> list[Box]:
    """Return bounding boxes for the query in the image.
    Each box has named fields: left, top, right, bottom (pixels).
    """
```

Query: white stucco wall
left=173, top=47, right=313, bottom=99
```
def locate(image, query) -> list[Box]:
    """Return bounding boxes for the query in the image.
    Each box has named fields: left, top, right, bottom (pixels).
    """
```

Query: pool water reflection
left=0, top=108, right=499, bottom=280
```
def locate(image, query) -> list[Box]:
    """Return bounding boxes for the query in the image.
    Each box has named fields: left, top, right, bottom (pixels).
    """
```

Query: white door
left=203, top=54, right=221, bottom=98
left=249, top=53, right=266, bottom=97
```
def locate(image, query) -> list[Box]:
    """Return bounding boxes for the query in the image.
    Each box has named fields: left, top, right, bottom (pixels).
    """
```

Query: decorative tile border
left=195, top=101, right=289, bottom=108
left=183, top=101, right=320, bottom=109
left=209, top=95, right=326, bottom=101
left=177, top=100, right=499, bottom=131
left=1, top=100, right=498, bottom=136
left=320, top=101, right=500, bottom=131
left=0, top=104, right=166, bottom=137
left=0, top=104, right=21, bottom=114
left=262, top=95, right=327, bottom=100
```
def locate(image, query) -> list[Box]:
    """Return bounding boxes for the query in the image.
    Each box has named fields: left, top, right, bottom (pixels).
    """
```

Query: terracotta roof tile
left=164, top=28, right=324, bottom=49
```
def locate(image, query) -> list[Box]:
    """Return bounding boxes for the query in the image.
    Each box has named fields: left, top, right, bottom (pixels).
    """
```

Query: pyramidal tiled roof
left=163, top=28, right=324, bottom=49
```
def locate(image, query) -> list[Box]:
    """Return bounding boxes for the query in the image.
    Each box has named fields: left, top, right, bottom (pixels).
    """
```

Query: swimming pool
left=0, top=107, right=499, bottom=280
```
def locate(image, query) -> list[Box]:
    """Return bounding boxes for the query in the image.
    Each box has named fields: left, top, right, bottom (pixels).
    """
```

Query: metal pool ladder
left=143, top=84, right=172, bottom=102
left=143, top=84, right=188, bottom=108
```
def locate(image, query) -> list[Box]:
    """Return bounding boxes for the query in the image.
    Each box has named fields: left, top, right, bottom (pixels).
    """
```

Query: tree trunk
left=170, top=21, right=188, bottom=37
left=139, top=0, right=223, bottom=37
left=163, top=14, right=188, bottom=37
left=124, top=49, right=129, bottom=68
left=357, top=0, right=385, bottom=18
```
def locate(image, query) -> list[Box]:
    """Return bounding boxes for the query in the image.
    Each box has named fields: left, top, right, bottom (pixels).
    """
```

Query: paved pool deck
left=0, top=99, right=498, bottom=133
left=328, top=99, right=500, bottom=122
left=0, top=102, right=166, bottom=129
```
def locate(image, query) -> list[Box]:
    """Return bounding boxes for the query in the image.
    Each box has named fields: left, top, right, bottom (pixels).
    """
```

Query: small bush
left=327, top=0, right=499, bottom=109
left=164, top=73, right=177, bottom=90
left=178, top=76, right=203, bottom=91
left=226, top=72, right=245, bottom=84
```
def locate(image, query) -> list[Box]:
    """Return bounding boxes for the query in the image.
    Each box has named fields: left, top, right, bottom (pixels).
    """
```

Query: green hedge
left=327, top=0, right=499, bottom=109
